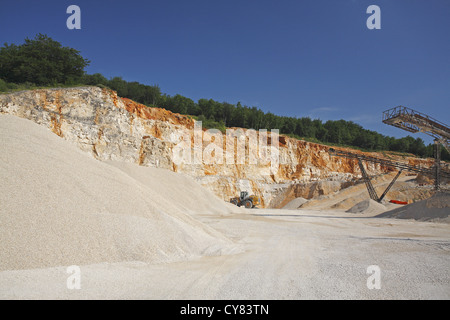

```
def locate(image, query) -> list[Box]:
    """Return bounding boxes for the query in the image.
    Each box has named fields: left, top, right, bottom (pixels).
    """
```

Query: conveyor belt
left=329, top=148, right=450, bottom=202
left=382, top=106, right=450, bottom=152
left=329, top=148, right=450, bottom=178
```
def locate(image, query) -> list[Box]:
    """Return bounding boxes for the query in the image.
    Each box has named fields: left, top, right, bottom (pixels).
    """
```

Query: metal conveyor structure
left=328, top=148, right=450, bottom=203
left=382, top=106, right=450, bottom=189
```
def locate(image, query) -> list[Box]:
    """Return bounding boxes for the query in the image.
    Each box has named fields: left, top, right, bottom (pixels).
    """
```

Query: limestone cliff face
left=0, top=87, right=436, bottom=207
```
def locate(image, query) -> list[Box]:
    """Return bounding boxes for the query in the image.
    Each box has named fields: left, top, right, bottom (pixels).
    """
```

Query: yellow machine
left=229, top=191, right=260, bottom=209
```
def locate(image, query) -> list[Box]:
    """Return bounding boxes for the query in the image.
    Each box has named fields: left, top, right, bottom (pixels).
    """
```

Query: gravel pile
left=376, top=192, right=450, bottom=222
left=0, top=115, right=236, bottom=271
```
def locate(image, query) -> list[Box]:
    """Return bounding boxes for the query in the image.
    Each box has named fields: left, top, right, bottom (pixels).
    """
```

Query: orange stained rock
left=102, top=88, right=435, bottom=178
left=120, top=97, right=195, bottom=129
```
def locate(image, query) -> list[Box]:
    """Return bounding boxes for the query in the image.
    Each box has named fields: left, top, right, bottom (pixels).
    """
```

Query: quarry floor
left=1, top=114, right=449, bottom=300
left=1, top=208, right=449, bottom=300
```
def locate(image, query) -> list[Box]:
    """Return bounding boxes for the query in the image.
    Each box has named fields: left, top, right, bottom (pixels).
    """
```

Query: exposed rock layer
left=0, top=87, right=438, bottom=207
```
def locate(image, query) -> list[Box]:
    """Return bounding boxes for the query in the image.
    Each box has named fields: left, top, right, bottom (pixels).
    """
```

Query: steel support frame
left=357, top=159, right=402, bottom=203
left=434, top=139, right=441, bottom=191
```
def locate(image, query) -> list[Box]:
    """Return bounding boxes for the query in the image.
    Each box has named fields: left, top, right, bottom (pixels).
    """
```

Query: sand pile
left=346, top=199, right=387, bottom=214
left=282, top=197, right=308, bottom=209
left=376, top=192, right=450, bottom=222
left=0, top=115, right=237, bottom=271
left=299, top=172, right=434, bottom=212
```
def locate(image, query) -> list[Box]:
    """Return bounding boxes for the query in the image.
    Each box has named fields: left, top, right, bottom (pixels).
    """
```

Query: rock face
left=0, top=87, right=437, bottom=207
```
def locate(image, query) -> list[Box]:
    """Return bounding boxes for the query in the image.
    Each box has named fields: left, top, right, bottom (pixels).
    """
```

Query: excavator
left=229, top=191, right=260, bottom=209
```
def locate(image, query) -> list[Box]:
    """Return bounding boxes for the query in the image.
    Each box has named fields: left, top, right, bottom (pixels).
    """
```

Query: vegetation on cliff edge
left=1, top=34, right=448, bottom=161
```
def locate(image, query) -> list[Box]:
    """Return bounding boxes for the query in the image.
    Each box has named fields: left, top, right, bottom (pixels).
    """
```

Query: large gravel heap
left=376, top=192, right=450, bottom=222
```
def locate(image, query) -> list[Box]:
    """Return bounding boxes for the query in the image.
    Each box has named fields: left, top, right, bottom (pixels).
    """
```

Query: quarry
left=0, top=87, right=449, bottom=299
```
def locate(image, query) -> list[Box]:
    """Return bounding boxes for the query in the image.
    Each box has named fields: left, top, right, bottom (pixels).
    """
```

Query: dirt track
left=2, top=209, right=449, bottom=299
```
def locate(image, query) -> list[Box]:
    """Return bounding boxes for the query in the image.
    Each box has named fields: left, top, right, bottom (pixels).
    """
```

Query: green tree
left=82, top=73, right=108, bottom=86
left=0, top=78, right=8, bottom=91
left=143, top=84, right=161, bottom=105
left=409, top=137, right=427, bottom=157
left=108, top=77, right=128, bottom=97
left=281, top=117, right=297, bottom=135
left=0, top=34, right=90, bottom=85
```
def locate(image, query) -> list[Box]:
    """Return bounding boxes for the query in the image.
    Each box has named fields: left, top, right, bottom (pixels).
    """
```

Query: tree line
left=1, top=34, right=448, bottom=161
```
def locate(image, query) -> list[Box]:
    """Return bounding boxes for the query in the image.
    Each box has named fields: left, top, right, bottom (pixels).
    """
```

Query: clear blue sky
left=1, top=0, right=449, bottom=143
